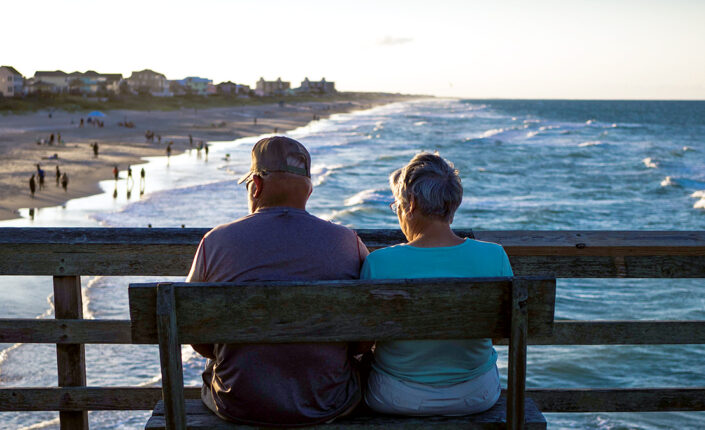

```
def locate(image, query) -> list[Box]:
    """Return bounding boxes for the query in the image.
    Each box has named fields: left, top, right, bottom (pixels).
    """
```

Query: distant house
left=178, top=76, right=212, bottom=96
left=34, top=70, right=70, bottom=93
left=0, top=66, right=24, bottom=97
left=126, top=69, right=171, bottom=96
left=24, top=78, right=56, bottom=95
left=217, top=81, right=250, bottom=96
left=297, top=77, right=336, bottom=94
left=33, top=70, right=123, bottom=95
left=255, top=77, right=290, bottom=97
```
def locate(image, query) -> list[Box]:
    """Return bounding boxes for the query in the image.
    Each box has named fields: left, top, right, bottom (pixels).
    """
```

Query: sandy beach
left=0, top=98, right=403, bottom=221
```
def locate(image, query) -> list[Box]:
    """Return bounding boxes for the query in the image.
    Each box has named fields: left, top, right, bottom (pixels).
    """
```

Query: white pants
left=365, top=365, right=501, bottom=416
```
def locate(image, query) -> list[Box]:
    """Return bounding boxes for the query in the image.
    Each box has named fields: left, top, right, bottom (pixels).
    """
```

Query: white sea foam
left=661, top=176, right=677, bottom=187
left=585, top=119, right=596, bottom=125
left=526, top=131, right=539, bottom=138
left=481, top=128, right=505, bottom=138
left=343, top=188, right=389, bottom=206
left=16, top=418, right=61, bottom=430
left=642, top=157, right=658, bottom=168
left=578, top=141, right=603, bottom=147
left=413, top=121, right=427, bottom=126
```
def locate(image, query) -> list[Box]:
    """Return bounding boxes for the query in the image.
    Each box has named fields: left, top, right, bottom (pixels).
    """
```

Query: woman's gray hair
left=390, top=152, right=462, bottom=222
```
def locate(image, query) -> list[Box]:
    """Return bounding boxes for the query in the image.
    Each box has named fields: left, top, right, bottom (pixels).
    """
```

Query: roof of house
left=1, top=66, right=23, bottom=76
left=35, top=70, right=68, bottom=77
left=130, top=69, right=166, bottom=79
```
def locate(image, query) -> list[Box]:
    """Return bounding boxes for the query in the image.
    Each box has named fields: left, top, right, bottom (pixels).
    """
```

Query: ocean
left=1, top=98, right=704, bottom=429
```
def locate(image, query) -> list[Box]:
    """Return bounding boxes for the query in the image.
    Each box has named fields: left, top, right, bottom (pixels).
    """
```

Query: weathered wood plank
left=130, top=278, right=556, bottom=344
left=1, top=228, right=704, bottom=277
left=147, top=398, right=547, bottom=429
left=3, top=386, right=704, bottom=413
left=0, top=319, right=132, bottom=344
left=53, top=275, right=88, bottom=430
left=156, top=283, right=187, bottom=430
left=3, top=319, right=703, bottom=345
left=528, top=388, right=705, bottom=412
left=507, top=281, right=529, bottom=430
left=0, top=387, right=201, bottom=411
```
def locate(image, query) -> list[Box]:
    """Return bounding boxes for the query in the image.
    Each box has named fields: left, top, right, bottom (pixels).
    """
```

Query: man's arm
left=187, top=237, right=216, bottom=360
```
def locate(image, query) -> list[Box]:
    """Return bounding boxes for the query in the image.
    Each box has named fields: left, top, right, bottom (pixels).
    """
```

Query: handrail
left=1, top=228, right=705, bottom=277
left=1, top=228, right=704, bottom=429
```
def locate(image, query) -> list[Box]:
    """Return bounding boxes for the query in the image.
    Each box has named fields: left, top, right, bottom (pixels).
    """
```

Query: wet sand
left=0, top=99, right=401, bottom=221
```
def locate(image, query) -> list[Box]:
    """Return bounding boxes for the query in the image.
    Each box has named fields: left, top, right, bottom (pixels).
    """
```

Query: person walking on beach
left=113, top=165, right=119, bottom=181
left=189, top=134, right=193, bottom=147
left=29, top=174, right=36, bottom=197
left=92, top=142, right=99, bottom=157
left=36, top=164, right=45, bottom=190
left=139, top=168, right=146, bottom=195
left=204, top=142, right=209, bottom=157
left=56, top=166, right=61, bottom=186
left=60, top=172, right=68, bottom=192
left=166, top=142, right=172, bottom=158
left=187, top=136, right=368, bottom=427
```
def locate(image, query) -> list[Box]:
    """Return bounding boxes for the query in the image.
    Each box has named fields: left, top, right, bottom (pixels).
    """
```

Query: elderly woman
left=362, top=152, right=513, bottom=416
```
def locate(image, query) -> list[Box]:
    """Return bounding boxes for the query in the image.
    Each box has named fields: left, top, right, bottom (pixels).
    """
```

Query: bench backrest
left=129, top=277, right=556, bottom=343
left=128, top=276, right=556, bottom=430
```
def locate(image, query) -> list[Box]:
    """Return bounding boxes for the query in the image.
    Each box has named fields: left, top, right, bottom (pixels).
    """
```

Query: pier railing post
left=53, top=275, right=89, bottom=430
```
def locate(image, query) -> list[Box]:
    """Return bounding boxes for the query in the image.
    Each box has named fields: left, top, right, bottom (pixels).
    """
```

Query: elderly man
left=186, top=136, right=369, bottom=426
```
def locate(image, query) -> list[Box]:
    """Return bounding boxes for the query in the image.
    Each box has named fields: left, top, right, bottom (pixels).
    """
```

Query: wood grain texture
left=1, top=228, right=704, bottom=277
left=53, top=275, right=88, bottom=430
left=156, top=283, right=187, bottom=430
left=527, top=388, right=705, bottom=412
left=4, top=319, right=704, bottom=345
left=0, top=319, right=132, bottom=343
left=0, top=387, right=201, bottom=411
left=147, top=397, right=547, bottom=429
left=3, top=386, right=703, bottom=413
left=129, top=278, right=556, bottom=344
left=507, top=281, right=529, bottom=430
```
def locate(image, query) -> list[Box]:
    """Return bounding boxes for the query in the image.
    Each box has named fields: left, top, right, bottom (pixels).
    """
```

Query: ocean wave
left=16, top=418, right=61, bottom=430
left=311, top=163, right=347, bottom=186
left=343, top=188, right=390, bottom=206
left=661, top=176, right=679, bottom=187
left=642, top=157, right=658, bottom=168
left=578, top=141, right=604, bottom=147
left=413, top=121, right=427, bottom=126
left=526, top=131, right=540, bottom=138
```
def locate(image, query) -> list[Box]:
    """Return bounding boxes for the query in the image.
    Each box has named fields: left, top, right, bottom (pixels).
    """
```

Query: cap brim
left=237, top=171, right=254, bottom=184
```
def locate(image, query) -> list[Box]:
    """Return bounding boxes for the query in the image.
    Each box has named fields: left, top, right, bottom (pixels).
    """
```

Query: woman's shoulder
left=366, top=243, right=411, bottom=261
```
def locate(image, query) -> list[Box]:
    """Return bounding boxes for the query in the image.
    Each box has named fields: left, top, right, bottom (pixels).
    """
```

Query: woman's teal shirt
left=361, top=239, right=513, bottom=386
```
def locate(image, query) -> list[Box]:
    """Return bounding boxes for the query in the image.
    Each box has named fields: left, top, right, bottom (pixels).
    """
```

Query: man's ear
left=252, top=175, right=264, bottom=198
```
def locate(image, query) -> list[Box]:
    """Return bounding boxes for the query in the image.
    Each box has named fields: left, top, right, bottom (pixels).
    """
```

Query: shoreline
left=0, top=96, right=411, bottom=221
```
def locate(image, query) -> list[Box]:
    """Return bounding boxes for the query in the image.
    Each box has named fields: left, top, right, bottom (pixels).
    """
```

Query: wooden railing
left=1, top=228, right=705, bottom=429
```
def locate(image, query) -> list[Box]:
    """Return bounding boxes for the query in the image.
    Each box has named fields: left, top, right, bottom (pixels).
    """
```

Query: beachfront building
left=24, top=78, right=55, bottom=95
left=177, top=76, right=212, bottom=96
left=255, top=77, right=290, bottom=97
left=297, top=77, right=336, bottom=94
left=216, top=81, right=251, bottom=97
left=0, top=66, right=24, bottom=97
left=126, top=69, right=172, bottom=96
left=33, top=70, right=69, bottom=93
left=32, top=70, right=123, bottom=95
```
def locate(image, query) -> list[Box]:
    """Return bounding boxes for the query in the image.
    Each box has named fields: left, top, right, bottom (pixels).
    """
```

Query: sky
left=4, top=0, right=705, bottom=99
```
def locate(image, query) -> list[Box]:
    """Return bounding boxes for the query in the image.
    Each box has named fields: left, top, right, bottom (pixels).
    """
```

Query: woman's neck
left=406, top=218, right=465, bottom=248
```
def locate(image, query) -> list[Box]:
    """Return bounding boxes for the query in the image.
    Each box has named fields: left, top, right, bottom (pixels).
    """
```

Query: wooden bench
left=128, top=276, right=556, bottom=429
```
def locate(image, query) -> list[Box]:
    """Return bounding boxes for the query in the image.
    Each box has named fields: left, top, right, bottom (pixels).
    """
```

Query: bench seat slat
left=147, top=398, right=546, bottom=429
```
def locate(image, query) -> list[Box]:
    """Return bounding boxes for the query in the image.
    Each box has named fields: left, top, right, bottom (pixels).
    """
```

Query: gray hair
left=390, top=152, right=462, bottom=222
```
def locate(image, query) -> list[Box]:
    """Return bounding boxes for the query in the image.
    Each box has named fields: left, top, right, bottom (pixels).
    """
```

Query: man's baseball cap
left=237, top=136, right=311, bottom=184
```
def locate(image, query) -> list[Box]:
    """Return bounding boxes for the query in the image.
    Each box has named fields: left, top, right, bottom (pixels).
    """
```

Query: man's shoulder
left=203, top=214, right=258, bottom=241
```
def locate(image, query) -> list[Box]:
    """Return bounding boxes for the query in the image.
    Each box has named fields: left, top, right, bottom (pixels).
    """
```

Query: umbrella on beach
left=87, top=111, right=106, bottom=118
